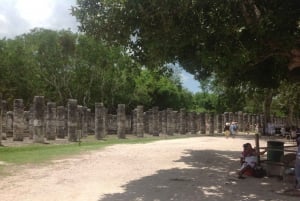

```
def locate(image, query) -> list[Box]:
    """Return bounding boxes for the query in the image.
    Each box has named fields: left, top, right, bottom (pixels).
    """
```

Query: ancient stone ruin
left=0, top=95, right=298, bottom=144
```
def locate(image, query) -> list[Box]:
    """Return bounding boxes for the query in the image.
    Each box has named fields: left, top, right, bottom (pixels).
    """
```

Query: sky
left=0, top=0, right=200, bottom=93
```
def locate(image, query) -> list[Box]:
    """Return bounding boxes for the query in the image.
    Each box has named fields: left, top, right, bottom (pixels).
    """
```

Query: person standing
left=230, top=122, right=238, bottom=137
left=224, top=122, right=230, bottom=138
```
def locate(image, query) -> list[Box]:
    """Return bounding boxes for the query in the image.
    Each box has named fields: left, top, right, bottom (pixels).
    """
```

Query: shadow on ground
left=98, top=147, right=295, bottom=201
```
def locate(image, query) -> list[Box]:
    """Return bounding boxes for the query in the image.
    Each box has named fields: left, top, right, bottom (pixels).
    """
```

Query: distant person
left=230, top=122, right=238, bottom=137
left=224, top=122, right=230, bottom=138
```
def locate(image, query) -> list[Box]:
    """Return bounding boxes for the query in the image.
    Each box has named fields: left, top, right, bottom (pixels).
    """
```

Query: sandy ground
left=0, top=134, right=299, bottom=201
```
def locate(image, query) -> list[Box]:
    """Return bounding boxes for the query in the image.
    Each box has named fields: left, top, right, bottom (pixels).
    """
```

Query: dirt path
left=0, top=136, right=298, bottom=201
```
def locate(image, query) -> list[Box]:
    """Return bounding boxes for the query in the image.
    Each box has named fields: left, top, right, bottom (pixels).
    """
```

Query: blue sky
left=0, top=0, right=200, bottom=93
left=180, top=70, right=200, bottom=93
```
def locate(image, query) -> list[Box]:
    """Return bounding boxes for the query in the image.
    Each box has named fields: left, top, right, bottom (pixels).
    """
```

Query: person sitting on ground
left=237, top=143, right=266, bottom=179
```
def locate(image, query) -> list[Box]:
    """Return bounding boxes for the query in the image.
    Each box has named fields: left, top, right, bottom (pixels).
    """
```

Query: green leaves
left=72, top=0, right=300, bottom=87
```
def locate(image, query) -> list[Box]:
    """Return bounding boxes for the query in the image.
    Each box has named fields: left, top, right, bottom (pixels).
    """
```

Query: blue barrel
left=267, top=141, right=284, bottom=162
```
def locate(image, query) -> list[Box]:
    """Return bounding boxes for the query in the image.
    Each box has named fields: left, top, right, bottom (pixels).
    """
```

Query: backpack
left=253, top=166, right=266, bottom=178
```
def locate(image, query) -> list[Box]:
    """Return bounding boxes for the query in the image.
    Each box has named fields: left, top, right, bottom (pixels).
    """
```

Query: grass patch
left=0, top=134, right=202, bottom=175
left=0, top=134, right=195, bottom=165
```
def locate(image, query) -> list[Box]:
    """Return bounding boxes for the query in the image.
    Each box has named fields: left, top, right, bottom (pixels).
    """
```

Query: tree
left=275, top=81, right=300, bottom=126
left=72, top=0, right=300, bottom=127
left=72, top=0, right=300, bottom=84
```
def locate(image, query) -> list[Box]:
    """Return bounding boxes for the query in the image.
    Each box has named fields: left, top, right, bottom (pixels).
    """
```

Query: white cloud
left=0, top=13, right=7, bottom=23
left=0, top=0, right=77, bottom=38
left=181, top=70, right=200, bottom=93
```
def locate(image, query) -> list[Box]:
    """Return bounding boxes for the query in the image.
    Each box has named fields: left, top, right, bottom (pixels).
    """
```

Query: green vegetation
left=72, top=0, right=300, bottom=124
left=0, top=135, right=195, bottom=166
left=0, top=136, right=150, bottom=165
left=1, top=2, right=299, bottom=134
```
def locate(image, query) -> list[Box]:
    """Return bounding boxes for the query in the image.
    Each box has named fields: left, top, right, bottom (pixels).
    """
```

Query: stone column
left=87, top=108, right=93, bottom=135
left=179, top=109, right=186, bottom=134
left=188, top=112, right=196, bottom=134
left=143, top=111, right=149, bottom=134
left=229, top=112, right=234, bottom=123
left=251, top=114, right=256, bottom=132
left=77, top=105, right=83, bottom=140
left=237, top=111, right=243, bottom=131
left=1, top=100, right=7, bottom=140
left=147, top=109, right=153, bottom=135
left=208, top=113, right=215, bottom=135
left=136, top=105, right=144, bottom=137
left=161, top=110, right=167, bottom=135
left=23, top=111, right=30, bottom=137
left=199, top=112, right=206, bottom=134
left=33, top=96, right=45, bottom=143
left=243, top=113, right=249, bottom=132
left=68, top=99, right=78, bottom=142
left=224, top=112, right=229, bottom=125
left=217, top=114, right=223, bottom=134
left=46, top=102, right=56, bottom=140
left=95, top=102, right=107, bottom=140
left=82, top=106, right=88, bottom=137
left=57, top=106, right=66, bottom=138
left=166, top=108, right=174, bottom=135
left=195, top=113, right=200, bottom=133
left=28, top=105, right=34, bottom=139
left=6, top=111, right=13, bottom=137
left=13, top=99, right=24, bottom=141
left=174, top=111, right=179, bottom=134
left=132, top=109, right=137, bottom=135
left=117, top=104, right=126, bottom=139
left=152, top=106, right=159, bottom=136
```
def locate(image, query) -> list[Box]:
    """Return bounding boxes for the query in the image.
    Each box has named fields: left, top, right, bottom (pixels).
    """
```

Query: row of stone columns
left=1, top=96, right=298, bottom=143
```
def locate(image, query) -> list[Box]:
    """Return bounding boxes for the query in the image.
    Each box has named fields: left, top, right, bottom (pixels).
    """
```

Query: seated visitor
left=237, top=143, right=266, bottom=179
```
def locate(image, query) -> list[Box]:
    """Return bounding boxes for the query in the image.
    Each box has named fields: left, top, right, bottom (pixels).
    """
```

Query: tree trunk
left=287, top=104, right=294, bottom=127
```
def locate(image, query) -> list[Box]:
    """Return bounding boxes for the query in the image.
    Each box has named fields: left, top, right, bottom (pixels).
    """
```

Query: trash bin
left=267, top=141, right=284, bottom=162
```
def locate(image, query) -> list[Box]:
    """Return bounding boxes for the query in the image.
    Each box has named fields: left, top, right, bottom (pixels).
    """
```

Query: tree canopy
left=72, top=0, right=300, bottom=88
left=0, top=29, right=196, bottom=112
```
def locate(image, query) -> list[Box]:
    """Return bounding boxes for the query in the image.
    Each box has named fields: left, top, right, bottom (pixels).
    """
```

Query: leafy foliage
left=72, top=0, right=300, bottom=88
left=0, top=29, right=194, bottom=112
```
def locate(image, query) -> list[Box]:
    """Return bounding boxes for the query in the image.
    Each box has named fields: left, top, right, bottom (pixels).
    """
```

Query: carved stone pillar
left=166, top=108, right=174, bottom=135
left=208, top=113, right=215, bottom=135
left=68, top=99, right=78, bottom=142
left=95, top=102, right=107, bottom=140
left=179, top=108, right=186, bottom=135
left=6, top=111, right=13, bottom=138
left=152, top=106, right=159, bottom=136
left=13, top=99, right=24, bottom=141
left=188, top=112, right=196, bottom=134
left=199, top=112, right=206, bottom=134
left=136, top=105, right=144, bottom=137
left=46, top=102, right=56, bottom=140
left=117, top=104, right=126, bottom=139
left=57, top=106, right=66, bottom=138
left=217, top=114, right=223, bottom=134
left=33, top=96, right=45, bottom=143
